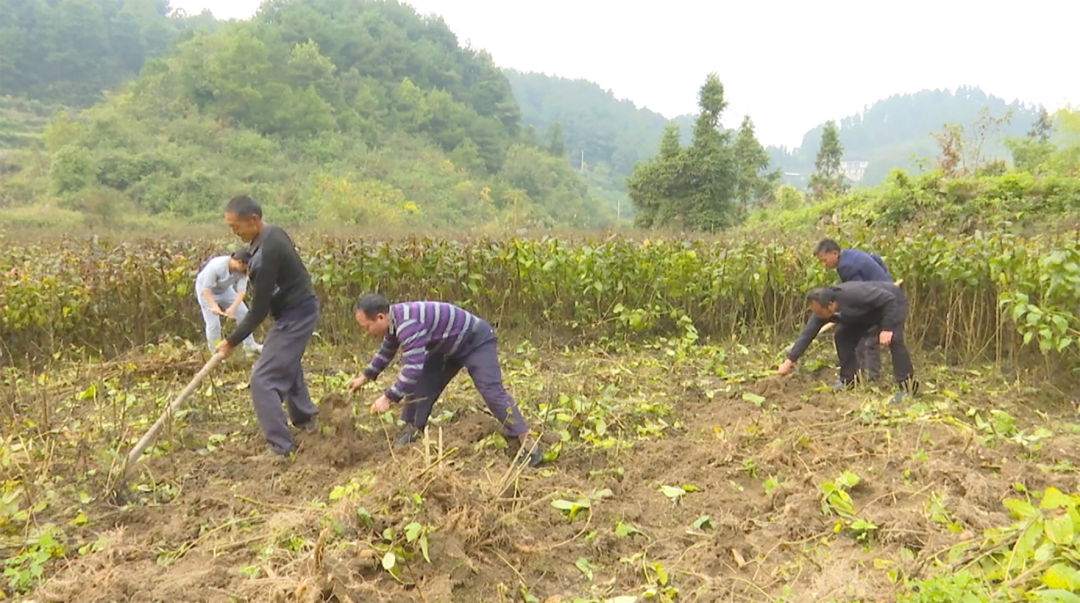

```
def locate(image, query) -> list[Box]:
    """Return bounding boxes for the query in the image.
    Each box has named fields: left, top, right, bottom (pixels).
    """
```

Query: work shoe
left=509, top=435, right=544, bottom=468
left=393, top=424, right=421, bottom=448
left=829, top=380, right=855, bottom=392
left=295, top=419, right=319, bottom=434
left=250, top=447, right=295, bottom=465
left=891, top=379, right=920, bottom=404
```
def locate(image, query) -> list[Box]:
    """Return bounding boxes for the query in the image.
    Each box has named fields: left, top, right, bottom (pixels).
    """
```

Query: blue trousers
left=400, top=320, right=529, bottom=438
left=250, top=297, right=320, bottom=454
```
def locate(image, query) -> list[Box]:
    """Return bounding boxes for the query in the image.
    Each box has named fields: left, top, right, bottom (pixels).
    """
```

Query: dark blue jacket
left=837, top=249, right=891, bottom=283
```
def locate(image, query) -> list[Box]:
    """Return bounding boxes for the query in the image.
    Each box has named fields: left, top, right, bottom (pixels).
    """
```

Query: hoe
left=111, top=350, right=226, bottom=497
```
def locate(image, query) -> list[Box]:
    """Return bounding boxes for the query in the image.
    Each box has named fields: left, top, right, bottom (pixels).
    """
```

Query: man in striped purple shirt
left=347, top=294, right=543, bottom=467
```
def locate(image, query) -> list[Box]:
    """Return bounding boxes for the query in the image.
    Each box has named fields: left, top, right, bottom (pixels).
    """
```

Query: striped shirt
left=363, top=302, right=478, bottom=402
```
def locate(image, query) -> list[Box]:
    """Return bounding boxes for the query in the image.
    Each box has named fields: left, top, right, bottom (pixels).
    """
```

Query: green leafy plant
left=643, top=560, right=679, bottom=602
left=660, top=484, right=701, bottom=505
left=575, top=557, right=596, bottom=580
left=615, top=521, right=644, bottom=539
left=552, top=497, right=591, bottom=521
left=3, top=524, right=67, bottom=594
left=373, top=522, right=439, bottom=580
left=5, top=229, right=1080, bottom=380
left=850, top=518, right=879, bottom=543
left=404, top=522, right=433, bottom=563
left=692, top=515, right=714, bottom=531
left=820, top=471, right=861, bottom=519
left=910, top=487, right=1080, bottom=600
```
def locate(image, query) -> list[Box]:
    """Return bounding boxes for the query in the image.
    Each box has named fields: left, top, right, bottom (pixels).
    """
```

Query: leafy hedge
left=2, top=231, right=1079, bottom=378
left=750, top=171, right=1080, bottom=234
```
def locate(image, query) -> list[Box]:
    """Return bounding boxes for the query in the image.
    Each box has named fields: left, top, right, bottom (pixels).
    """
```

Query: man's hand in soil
left=369, top=394, right=391, bottom=414
left=348, top=375, right=369, bottom=393
left=216, top=339, right=235, bottom=359
left=778, top=359, right=794, bottom=376
left=879, top=330, right=894, bottom=347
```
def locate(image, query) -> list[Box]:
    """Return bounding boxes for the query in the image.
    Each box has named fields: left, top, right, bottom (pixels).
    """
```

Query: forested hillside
left=0, top=0, right=614, bottom=229
left=744, top=104, right=1080, bottom=236
left=0, top=0, right=217, bottom=106
left=769, top=87, right=1045, bottom=187
left=0, top=97, right=64, bottom=149
left=624, top=71, right=1079, bottom=234
left=504, top=70, right=696, bottom=218
left=0, top=1, right=1067, bottom=232
left=505, top=70, right=695, bottom=176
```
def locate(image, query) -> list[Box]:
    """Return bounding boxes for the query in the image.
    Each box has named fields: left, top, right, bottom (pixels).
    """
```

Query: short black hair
left=225, top=195, right=263, bottom=218
left=807, top=287, right=839, bottom=306
left=354, top=293, right=390, bottom=318
left=814, top=239, right=842, bottom=255
left=230, top=249, right=252, bottom=264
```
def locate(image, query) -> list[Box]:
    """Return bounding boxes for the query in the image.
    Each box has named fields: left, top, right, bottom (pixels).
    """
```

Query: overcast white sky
left=171, top=0, right=1079, bottom=149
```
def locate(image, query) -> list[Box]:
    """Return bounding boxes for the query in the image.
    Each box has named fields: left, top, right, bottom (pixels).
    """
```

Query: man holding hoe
left=217, top=195, right=320, bottom=457
left=347, top=293, right=543, bottom=468
left=778, top=281, right=919, bottom=403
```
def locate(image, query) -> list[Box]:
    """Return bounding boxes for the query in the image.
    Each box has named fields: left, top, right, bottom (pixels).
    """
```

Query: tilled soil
left=11, top=344, right=1080, bottom=603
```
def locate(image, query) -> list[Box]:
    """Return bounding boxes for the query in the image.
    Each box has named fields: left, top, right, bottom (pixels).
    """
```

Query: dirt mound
left=298, top=392, right=374, bottom=467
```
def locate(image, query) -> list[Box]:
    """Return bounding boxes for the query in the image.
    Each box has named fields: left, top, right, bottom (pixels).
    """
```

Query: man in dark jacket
left=218, top=195, right=320, bottom=456
left=815, top=239, right=891, bottom=382
left=778, top=281, right=918, bottom=403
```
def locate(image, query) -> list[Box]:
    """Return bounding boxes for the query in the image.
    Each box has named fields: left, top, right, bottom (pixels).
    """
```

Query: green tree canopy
left=8, top=0, right=614, bottom=229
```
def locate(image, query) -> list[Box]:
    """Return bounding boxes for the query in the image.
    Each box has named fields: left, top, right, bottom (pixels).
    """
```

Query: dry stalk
left=495, top=490, right=559, bottom=525
left=489, top=548, right=528, bottom=589
left=410, top=446, right=459, bottom=484
left=514, top=507, right=593, bottom=553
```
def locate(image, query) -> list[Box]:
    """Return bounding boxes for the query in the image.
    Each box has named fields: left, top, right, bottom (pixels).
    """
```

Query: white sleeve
left=196, top=257, right=226, bottom=293
left=236, top=273, right=248, bottom=294
left=195, top=262, right=215, bottom=293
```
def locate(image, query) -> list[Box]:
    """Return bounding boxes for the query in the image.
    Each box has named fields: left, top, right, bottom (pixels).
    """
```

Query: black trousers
left=834, top=291, right=916, bottom=391
left=835, top=322, right=914, bottom=389
left=856, top=327, right=881, bottom=380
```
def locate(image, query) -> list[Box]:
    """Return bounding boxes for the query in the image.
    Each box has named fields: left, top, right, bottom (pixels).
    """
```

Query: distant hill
left=0, top=0, right=218, bottom=107
left=0, top=0, right=614, bottom=229
left=0, top=96, right=62, bottom=149
left=503, top=69, right=696, bottom=217
left=505, top=70, right=695, bottom=177
left=769, top=86, right=1045, bottom=187
left=0, top=0, right=1053, bottom=222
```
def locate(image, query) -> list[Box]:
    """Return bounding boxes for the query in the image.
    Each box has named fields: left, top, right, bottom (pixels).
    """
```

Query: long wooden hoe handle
left=121, top=351, right=226, bottom=481
left=816, top=279, right=904, bottom=336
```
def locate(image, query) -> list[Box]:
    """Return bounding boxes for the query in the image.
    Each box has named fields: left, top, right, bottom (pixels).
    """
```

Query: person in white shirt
left=196, top=250, right=262, bottom=354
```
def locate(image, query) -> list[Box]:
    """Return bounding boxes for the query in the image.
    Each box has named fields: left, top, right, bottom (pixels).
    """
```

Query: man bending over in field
left=814, top=238, right=892, bottom=383
left=195, top=249, right=262, bottom=354
left=348, top=294, right=543, bottom=468
left=218, top=195, right=320, bottom=457
left=778, top=281, right=919, bottom=403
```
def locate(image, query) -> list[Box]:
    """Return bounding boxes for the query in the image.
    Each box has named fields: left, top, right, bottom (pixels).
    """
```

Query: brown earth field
left=3, top=335, right=1079, bottom=603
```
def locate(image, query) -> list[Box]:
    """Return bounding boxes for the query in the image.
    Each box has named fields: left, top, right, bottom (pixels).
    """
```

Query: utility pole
left=579, top=150, right=584, bottom=172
